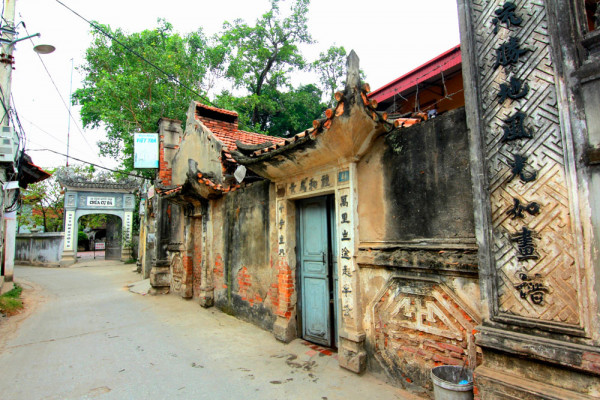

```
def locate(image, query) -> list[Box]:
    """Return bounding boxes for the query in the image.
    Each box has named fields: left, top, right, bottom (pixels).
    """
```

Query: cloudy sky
left=10, top=0, right=460, bottom=170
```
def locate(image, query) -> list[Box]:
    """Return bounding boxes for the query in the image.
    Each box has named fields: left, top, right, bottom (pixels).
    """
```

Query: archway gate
left=57, top=172, right=138, bottom=265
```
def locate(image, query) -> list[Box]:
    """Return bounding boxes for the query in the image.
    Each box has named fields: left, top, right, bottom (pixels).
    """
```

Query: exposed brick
left=438, top=342, right=465, bottom=354
left=583, top=352, right=600, bottom=363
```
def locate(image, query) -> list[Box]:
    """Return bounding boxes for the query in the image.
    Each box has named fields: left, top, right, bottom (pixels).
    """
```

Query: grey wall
left=383, top=107, right=475, bottom=240
left=16, top=233, right=64, bottom=266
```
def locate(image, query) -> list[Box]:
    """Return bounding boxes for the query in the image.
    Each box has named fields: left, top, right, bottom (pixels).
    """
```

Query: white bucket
left=431, top=365, right=474, bottom=400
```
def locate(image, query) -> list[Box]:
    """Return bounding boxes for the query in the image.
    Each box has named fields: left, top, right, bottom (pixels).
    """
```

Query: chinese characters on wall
left=492, top=1, right=548, bottom=305
left=338, top=190, right=355, bottom=318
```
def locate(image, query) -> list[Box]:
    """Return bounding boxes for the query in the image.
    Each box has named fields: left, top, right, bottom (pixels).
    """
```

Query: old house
left=141, top=1, right=600, bottom=397
left=142, top=51, right=479, bottom=392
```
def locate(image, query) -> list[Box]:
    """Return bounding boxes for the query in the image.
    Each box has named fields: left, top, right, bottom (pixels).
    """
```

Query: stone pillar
left=121, top=210, right=133, bottom=261
left=337, top=163, right=366, bottom=373
left=150, top=118, right=182, bottom=294
left=197, top=203, right=214, bottom=307
left=60, top=209, right=76, bottom=266
left=458, top=1, right=600, bottom=397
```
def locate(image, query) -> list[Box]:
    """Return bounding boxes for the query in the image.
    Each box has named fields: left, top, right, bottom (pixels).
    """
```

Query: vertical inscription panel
left=472, top=1, right=583, bottom=331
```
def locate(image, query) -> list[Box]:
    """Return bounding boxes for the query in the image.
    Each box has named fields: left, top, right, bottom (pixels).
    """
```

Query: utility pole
left=0, top=0, right=53, bottom=283
left=0, top=0, right=18, bottom=283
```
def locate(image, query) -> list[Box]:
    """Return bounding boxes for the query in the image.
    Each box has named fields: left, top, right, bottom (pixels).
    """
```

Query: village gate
left=57, top=172, right=138, bottom=265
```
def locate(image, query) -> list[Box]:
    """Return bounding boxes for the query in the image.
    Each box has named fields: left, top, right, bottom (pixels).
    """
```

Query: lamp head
left=33, top=44, right=55, bottom=54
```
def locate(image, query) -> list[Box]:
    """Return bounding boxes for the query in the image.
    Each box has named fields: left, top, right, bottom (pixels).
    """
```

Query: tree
left=18, top=168, right=64, bottom=233
left=311, top=45, right=367, bottom=107
left=312, top=45, right=348, bottom=107
left=219, top=0, right=313, bottom=129
left=73, top=20, right=225, bottom=175
left=267, top=84, right=326, bottom=136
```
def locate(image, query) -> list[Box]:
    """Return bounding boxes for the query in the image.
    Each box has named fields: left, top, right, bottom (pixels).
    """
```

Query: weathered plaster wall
left=211, top=180, right=277, bottom=331
left=171, top=103, right=226, bottom=186
left=15, top=233, right=64, bottom=266
left=358, top=107, right=474, bottom=242
left=356, top=108, right=480, bottom=390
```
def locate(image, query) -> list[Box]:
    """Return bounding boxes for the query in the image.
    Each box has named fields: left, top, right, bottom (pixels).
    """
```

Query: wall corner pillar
left=338, top=329, right=367, bottom=373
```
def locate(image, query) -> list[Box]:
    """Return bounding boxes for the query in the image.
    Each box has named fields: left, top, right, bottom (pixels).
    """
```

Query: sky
left=10, top=0, right=461, bottom=171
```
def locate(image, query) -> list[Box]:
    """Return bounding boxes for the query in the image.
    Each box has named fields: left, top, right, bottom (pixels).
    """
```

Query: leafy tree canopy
left=73, top=20, right=224, bottom=176
left=75, top=0, right=357, bottom=172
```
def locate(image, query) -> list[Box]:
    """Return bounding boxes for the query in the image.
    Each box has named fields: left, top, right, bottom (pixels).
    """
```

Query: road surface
left=0, top=261, right=422, bottom=399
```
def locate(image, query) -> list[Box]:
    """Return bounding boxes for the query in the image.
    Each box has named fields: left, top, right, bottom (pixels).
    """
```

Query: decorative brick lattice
left=373, top=279, right=478, bottom=388
left=473, top=0, right=582, bottom=326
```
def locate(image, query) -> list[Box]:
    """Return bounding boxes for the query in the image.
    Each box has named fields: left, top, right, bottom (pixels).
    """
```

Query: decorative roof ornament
left=56, top=167, right=140, bottom=191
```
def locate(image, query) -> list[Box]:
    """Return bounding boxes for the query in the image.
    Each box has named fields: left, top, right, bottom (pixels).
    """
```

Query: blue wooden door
left=298, top=197, right=332, bottom=346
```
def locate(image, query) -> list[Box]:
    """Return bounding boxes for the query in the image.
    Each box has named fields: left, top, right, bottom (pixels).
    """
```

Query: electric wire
left=20, top=116, right=68, bottom=146
left=23, top=27, right=105, bottom=167
left=54, top=0, right=214, bottom=107
left=26, top=148, right=150, bottom=180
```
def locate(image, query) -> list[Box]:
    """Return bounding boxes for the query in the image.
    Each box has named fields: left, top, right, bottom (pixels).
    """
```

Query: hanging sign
left=134, top=133, right=159, bottom=168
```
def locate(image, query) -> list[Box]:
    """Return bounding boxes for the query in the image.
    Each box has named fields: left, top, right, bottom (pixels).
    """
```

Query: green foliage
left=266, top=84, right=326, bottom=136
left=79, top=214, right=107, bottom=230
left=77, top=231, right=88, bottom=242
left=19, top=168, right=64, bottom=233
left=73, top=19, right=225, bottom=175
left=215, top=84, right=325, bottom=136
left=74, top=1, right=361, bottom=170
left=312, top=46, right=347, bottom=106
left=0, top=284, right=23, bottom=315
left=219, top=0, right=313, bottom=127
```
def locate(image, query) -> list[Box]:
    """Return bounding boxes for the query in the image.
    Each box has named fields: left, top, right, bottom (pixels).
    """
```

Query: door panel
left=299, top=197, right=331, bottom=346
left=303, top=277, right=330, bottom=340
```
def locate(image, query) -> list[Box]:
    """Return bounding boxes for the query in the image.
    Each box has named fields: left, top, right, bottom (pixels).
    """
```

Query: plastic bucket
left=431, top=366, right=474, bottom=400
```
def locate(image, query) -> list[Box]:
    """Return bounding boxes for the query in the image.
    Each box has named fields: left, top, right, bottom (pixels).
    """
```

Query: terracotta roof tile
left=194, top=102, right=284, bottom=153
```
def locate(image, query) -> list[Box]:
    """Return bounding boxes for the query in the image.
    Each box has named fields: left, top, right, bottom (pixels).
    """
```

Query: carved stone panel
left=471, top=0, right=586, bottom=334
left=170, top=252, right=183, bottom=293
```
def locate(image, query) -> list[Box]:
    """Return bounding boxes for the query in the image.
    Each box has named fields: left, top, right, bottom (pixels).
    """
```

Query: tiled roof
left=194, top=102, right=284, bottom=153
left=197, top=172, right=241, bottom=194
left=232, top=85, right=426, bottom=161
left=157, top=186, right=182, bottom=196
left=216, top=129, right=285, bottom=152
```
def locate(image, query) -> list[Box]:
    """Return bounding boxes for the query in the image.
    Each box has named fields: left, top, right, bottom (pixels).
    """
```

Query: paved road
left=0, top=262, right=420, bottom=400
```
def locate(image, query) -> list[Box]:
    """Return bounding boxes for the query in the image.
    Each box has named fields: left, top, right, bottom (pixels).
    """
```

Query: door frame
left=296, top=194, right=338, bottom=348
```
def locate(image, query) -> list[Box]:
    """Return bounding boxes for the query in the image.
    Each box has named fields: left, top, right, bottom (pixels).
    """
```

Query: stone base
left=60, top=250, right=76, bottom=267
left=120, top=247, right=133, bottom=262
left=179, top=283, right=193, bottom=299
left=150, top=265, right=170, bottom=288
left=198, top=288, right=214, bottom=308
left=475, top=349, right=600, bottom=399
left=273, top=316, right=296, bottom=343
left=338, top=331, right=367, bottom=374
left=149, top=287, right=170, bottom=295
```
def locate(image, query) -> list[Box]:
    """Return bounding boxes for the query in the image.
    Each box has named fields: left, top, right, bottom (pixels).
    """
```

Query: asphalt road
left=0, top=262, right=420, bottom=400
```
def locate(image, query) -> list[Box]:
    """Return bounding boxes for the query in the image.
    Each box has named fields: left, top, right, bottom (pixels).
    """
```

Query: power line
left=54, top=0, right=214, bottom=107
left=19, top=115, right=68, bottom=146
left=23, top=27, right=104, bottom=167
left=26, top=147, right=150, bottom=180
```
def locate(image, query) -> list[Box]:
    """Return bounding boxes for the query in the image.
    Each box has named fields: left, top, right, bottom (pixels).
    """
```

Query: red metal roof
left=368, top=45, right=461, bottom=104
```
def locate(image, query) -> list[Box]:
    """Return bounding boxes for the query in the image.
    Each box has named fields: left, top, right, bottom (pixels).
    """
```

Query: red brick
left=583, top=352, right=600, bottom=363
left=439, top=342, right=465, bottom=354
